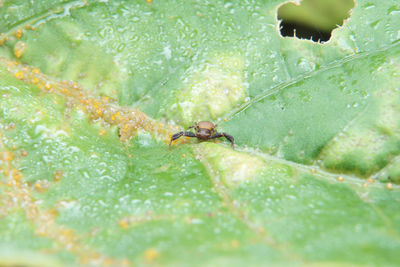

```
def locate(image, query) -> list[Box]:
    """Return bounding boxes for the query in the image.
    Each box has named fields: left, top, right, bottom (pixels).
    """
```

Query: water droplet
left=191, top=218, right=203, bottom=224
left=117, top=43, right=126, bottom=52
left=98, top=200, right=107, bottom=207
left=388, top=6, right=400, bottom=15
left=363, top=3, right=376, bottom=10
left=164, top=192, right=174, bottom=197
left=162, top=46, right=172, bottom=59
left=100, top=175, right=116, bottom=182
left=269, top=186, right=275, bottom=192
left=131, top=199, right=141, bottom=205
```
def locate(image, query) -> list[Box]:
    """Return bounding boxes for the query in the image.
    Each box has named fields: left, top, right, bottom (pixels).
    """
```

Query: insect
left=169, top=121, right=234, bottom=148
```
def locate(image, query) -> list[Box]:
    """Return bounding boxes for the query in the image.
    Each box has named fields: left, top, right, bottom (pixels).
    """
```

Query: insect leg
left=169, top=131, right=196, bottom=147
left=187, top=122, right=197, bottom=130
left=210, top=132, right=234, bottom=148
left=184, top=131, right=196, bottom=137
left=209, top=133, right=223, bottom=139
left=222, top=133, right=235, bottom=148
left=169, top=132, right=184, bottom=147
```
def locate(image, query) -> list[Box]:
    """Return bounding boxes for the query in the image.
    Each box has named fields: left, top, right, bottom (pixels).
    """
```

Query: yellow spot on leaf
left=144, top=248, right=160, bottom=263
left=14, top=71, right=24, bottom=79
left=32, top=68, right=40, bottom=74
left=14, top=29, right=23, bottom=39
left=44, top=83, right=52, bottom=90
left=14, top=41, right=26, bottom=58
left=231, top=240, right=240, bottom=248
left=120, top=259, right=130, bottom=267
left=6, top=151, right=14, bottom=161
left=54, top=170, right=63, bottom=182
left=119, top=219, right=129, bottom=229
left=31, top=77, right=39, bottom=84
left=386, top=182, right=393, bottom=190
left=25, top=25, right=35, bottom=30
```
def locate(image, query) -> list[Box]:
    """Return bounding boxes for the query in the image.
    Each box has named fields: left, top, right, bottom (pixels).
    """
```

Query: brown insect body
left=196, top=128, right=212, bottom=140
left=169, top=121, right=234, bottom=148
left=195, top=121, right=214, bottom=140
left=197, top=121, right=214, bottom=130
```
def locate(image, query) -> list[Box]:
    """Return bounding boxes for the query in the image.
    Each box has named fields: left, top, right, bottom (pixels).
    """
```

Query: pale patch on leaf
left=193, top=143, right=264, bottom=188
left=319, top=58, right=400, bottom=176
left=0, top=249, right=64, bottom=267
left=169, top=53, right=248, bottom=126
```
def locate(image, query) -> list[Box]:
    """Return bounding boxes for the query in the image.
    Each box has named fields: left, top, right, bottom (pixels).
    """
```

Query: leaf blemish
left=169, top=53, right=248, bottom=127
left=276, top=0, right=355, bottom=43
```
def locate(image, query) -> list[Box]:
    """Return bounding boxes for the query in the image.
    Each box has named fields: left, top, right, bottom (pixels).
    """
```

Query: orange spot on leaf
left=144, top=248, right=160, bottom=263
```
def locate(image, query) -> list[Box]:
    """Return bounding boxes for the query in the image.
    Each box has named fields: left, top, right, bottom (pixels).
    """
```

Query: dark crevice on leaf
left=278, top=20, right=332, bottom=43
left=277, top=0, right=355, bottom=43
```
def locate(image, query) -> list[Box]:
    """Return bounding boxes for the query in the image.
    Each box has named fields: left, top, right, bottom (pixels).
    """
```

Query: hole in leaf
left=277, top=0, right=355, bottom=43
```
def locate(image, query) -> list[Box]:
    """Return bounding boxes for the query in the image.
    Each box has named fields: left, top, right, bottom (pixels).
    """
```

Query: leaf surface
left=1, top=0, right=400, bottom=266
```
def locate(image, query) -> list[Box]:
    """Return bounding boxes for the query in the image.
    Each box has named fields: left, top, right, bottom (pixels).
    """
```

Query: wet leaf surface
left=1, top=0, right=400, bottom=266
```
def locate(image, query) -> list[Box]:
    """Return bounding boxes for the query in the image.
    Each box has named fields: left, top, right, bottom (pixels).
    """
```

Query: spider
left=169, top=121, right=234, bottom=148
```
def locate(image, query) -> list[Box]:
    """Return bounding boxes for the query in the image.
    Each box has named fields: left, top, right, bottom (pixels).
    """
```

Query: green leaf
left=1, top=0, right=400, bottom=266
